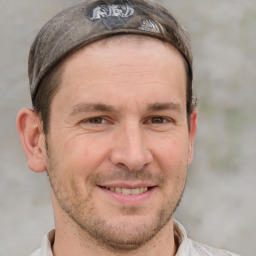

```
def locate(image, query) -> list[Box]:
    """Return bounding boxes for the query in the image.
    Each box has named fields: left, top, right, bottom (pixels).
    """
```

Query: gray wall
left=1, top=0, right=255, bottom=255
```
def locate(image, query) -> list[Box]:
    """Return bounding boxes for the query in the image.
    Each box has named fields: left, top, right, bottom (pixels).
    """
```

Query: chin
left=73, top=207, right=174, bottom=252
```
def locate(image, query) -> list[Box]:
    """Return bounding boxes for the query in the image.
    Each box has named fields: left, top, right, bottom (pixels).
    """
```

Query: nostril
left=109, top=138, right=153, bottom=172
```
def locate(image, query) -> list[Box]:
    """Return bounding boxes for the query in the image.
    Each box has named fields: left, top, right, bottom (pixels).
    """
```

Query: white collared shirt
left=29, top=221, right=241, bottom=256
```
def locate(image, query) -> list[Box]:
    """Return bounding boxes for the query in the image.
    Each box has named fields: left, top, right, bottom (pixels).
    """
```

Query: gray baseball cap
left=29, top=0, right=192, bottom=104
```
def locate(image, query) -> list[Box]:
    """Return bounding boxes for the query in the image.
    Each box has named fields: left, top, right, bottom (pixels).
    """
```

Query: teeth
left=116, top=187, right=122, bottom=193
left=105, top=187, right=148, bottom=195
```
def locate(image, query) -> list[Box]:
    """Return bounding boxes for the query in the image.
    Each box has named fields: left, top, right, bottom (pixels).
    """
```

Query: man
left=16, top=0, right=240, bottom=255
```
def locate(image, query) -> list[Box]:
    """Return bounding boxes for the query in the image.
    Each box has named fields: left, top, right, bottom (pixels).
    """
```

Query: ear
left=16, top=108, right=47, bottom=173
left=188, top=110, right=197, bottom=165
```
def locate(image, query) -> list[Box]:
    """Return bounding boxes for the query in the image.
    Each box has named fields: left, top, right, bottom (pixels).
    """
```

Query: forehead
left=50, top=35, right=187, bottom=100
left=61, top=34, right=185, bottom=89
left=65, top=36, right=183, bottom=80
left=62, top=34, right=187, bottom=80
left=71, top=34, right=185, bottom=59
left=53, top=35, right=187, bottom=108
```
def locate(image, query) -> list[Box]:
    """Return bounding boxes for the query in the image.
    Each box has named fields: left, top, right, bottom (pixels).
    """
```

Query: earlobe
left=188, top=110, right=197, bottom=164
left=16, top=108, right=47, bottom=173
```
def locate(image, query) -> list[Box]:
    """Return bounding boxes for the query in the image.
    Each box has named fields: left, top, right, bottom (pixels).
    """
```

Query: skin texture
left=17, top=36, right=197, bottom=256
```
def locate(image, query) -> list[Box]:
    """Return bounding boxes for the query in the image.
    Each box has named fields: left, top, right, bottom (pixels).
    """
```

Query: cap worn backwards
left=28, top=0, right=193, bottom=104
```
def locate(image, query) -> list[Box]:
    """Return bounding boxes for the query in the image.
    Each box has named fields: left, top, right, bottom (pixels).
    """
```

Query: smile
left=104, top=187, right=148, bottom=195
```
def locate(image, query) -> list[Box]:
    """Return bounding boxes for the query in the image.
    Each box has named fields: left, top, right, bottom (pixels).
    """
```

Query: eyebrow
left=69, top=102, right=182, bottom=116
left=70, top=103, right=116, bottom=116
left=147, top=102, right=182, bottom=112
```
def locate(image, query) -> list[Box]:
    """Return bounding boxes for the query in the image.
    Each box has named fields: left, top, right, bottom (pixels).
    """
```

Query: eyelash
left=145, top=116, right=172, bottom=124
left=82, top=117, right=108, bottom=124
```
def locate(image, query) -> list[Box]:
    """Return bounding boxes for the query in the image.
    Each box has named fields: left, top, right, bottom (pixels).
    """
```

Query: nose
left=110, top=123, right=153, bottom=172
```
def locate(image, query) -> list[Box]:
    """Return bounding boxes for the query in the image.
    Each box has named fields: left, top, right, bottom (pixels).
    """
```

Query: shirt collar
left=39, top=230, right=55, bottom=256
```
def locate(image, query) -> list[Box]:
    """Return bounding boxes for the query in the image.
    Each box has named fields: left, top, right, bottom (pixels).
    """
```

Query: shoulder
left=28, top=248, right=41, bottom=256
left=174, top=220, right=241, bottom=256
left=27, top=229, right=55, bottom=256
left=189, top=239, right=241, bottom=256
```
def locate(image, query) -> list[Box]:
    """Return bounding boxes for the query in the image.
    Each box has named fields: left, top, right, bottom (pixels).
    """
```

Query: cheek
left=55, top=133, right=112, bottom=175
left=151, top=133, right=189, bottom=176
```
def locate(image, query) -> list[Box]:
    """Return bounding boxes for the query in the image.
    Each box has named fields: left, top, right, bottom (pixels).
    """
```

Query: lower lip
left=98, top=187, right=157, bottom=205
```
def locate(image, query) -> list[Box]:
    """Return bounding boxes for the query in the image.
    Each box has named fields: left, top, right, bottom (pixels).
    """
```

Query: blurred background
left=0, top=0, right=255, bottom=255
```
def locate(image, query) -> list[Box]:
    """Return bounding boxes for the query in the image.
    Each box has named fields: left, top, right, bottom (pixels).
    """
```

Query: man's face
left=44, top=36, right=196, bottom=250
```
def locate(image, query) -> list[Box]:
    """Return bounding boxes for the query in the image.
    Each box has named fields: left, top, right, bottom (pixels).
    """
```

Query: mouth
left=97, top=185, right=157, bottom=205
left=103, top=186, right=150, bottom=195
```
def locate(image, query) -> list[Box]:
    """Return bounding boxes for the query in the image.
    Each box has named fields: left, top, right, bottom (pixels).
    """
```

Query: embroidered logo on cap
left=138, top=19, right=161, bottom=33
left=89, top=3, right=134, bottom=21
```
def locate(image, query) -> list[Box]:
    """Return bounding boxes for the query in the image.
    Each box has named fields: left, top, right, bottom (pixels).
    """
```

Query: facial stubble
left=45, top=139, right=187, bottom=252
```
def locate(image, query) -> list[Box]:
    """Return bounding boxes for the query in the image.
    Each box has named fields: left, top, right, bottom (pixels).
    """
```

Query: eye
left=150, top=117, right=166, bottom=124
left=88, top=117, right=106, bottom=124
left=146, top=116, right=171, bottom=124
left=80, top=116, right=108, bottom=125
left=79, top=116, right=112, bottom=132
